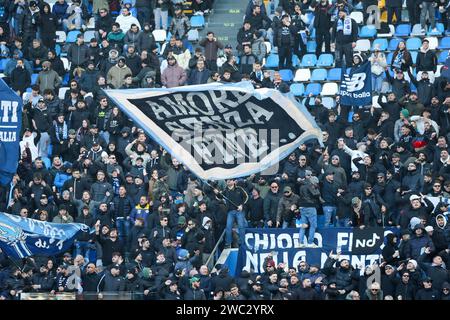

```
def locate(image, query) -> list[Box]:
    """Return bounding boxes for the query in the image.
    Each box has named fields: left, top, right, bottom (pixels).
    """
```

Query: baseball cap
left=68, top=129, right=76, bottom=135
left=283, top=186, right=292, bottom=193
left=409, top=194, right=421, bottom=201
left=425, top=226, right=434, bottom=232
left=225, top=44, right=232, bottom=49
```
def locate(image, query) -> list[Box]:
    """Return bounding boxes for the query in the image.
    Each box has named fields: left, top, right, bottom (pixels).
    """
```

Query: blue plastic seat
left=290, top=83, right=304, bottom=96
left=190, top=15, right=205, bottom=28
left=31, top=73, right=38, bottom=84
left=0, top=58, right=9, bottom=71
left=388, top=38, right=402, bottom=51
left=359, top=25, right=377, bottom=38
left=300, top=54, right=317, bottom=67
left=439, top=37, right=450, bottom=49
left=292, top=54, right=300, bottom=67
left=311, top=68, right=327, bottom=81
left=66, top=30, right=82, bottom=43
left=427, top=23, right=444, bottom=35
left=42, top=157, right=51, bottom=169
left=372, top=38, right=388, bottom=51
left=327, top=68, right=341, bottom=81
left=55, top=44, right=61, bottom=56
left=438, top=50, right=449, bottom=64
left=304, top=83, right=322, bottom=96
left=395, top=24, right=411, bottom=37
left=309, top=28, right=316, bottom=39
left=316, top=54, right=334, bottom=67
left=265, top=54, right=279, bottom=68
left=406, top=37, right=422, bottom=51
left=386, top=52, right=394, bottom=65
left=307, top=41, right=317, bottom=53
left=279, top=69, right=293, bottom=82
left=410, top=51, right=418, bottom=64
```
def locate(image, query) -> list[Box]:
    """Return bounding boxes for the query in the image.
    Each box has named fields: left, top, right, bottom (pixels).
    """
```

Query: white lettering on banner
left=343, top=73, right=366, bottom=92
left=245, top=250, right=385, bottom=272
left=0, top=131, right=17, bottom=142
left=246, top=232, right=320, bottom=251
left=0, top=100, right=19, bottom=123
left=337, top=232, right=353, bottom=252
left=355, top=233, right=381, bottom=249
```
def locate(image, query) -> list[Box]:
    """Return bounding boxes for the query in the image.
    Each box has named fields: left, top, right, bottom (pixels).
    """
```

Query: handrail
left=205, top=229, right=226, bottom=268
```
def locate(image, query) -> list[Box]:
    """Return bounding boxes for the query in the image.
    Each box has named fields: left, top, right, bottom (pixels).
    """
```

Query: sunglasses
left=270, top=186, right=278, bottom=189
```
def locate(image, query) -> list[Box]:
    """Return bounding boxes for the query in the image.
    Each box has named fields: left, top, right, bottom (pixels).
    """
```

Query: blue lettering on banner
left=236, top=228, right=398, bottom=274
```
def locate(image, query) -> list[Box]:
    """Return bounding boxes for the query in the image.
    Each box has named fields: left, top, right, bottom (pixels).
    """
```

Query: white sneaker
left=299, top=243, right=306, bottom=248
left=432, top=27, right=439, bottom=32
left=421, top=28, right=426, bottom=33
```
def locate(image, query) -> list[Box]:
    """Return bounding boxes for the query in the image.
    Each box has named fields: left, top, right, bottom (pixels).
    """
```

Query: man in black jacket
left=314, top=0, right=332, bottom=56
left=331, top=9, right=358, bottom=67
left=276, top=14, right=295, bottom=70
left=223, top=179, right=248, bottom=248
left=298, top=176, right=321, bottom=247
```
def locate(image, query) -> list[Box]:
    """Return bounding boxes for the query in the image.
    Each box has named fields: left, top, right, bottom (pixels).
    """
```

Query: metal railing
left=205, top=229, right=226, bottom=269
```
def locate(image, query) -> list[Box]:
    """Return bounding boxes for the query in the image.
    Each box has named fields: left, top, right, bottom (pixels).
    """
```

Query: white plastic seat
left=411, top=24, right=425, bottom=36
left=55, top=31, right=66, bottom=43
left=153, top=29, right=167, bottom=42
left=354, top=39, right=371, bottom=52
left=61, top=57, right=70, bottom=71
left=350, top=11, right=364, bottom=24
left=293, top=68, right=311, bottom=82
left=321, top=83, right=339, bottom=96
left=426, top=37, right=439, bottom=50
left=378, top=24, right=395, bottom=37
left=58, top=87, right=70, bottom=100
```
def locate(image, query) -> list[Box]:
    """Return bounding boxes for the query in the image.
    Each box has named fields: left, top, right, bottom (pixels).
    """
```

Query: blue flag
left=0, top=212, right=90, bottom=259
left=441, top=50, right=450, bottom=80
left=0, top=78, right=22, bottom=186
left=340, top=61, right=372, bottom=106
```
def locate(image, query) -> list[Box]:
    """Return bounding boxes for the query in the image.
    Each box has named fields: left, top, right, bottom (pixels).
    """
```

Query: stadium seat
left=309, top=28, right=316, bottom=39
left=31, top=73, right=38, bottom=84
left=439, top=37, right=450, bottom=49
left=394, top=24, right=411, bottom=37
left=0, top=58, right=9, bottom=71
left=321, top=83, right=339, bottom=96
left=86, top=17, right=95, bottom=29
left=406, top=37, right=422, bottom=51
left=438, top=50, right=449, bottom=63
left=372, top=38, right=388, bottom=51
left=359, top=25, right=377, bottom=38
left=187, top=29, right=199, bottom=42
left=322, top=97, right=335, bottom=109
left=316, top=54, right=334, bottom=67
left=304, top=83, right=322, bottom=96
left=311, top=68, right=327, bottom=81
left=55, top=31, right=66, bottom=43
left=435, top=64, right=444, bottom=77
left=66, top=30, right=81, bottom=43
left=152, top=29, right=167, bottom=42
left=350, top=11, right=364, bottom=24
left=378, top=24, right=395, bottom=38
left=292, top=55, right=300, bottom=67
left=290, top=83, right=305, bottom=96
left=83, top=30, right=96, bottom=42
left=410, top=24, right=425, bottom=36
left=279, top=69, right=293, bottom=81
left=190, top=15, right=205, bottom=28
left=427, top=37, right=438, bottom=50
left=388, top=38, right=402, bottom=51
left=386, top=52, right=394, bottom=65
left=411, top=51, right=418, bottom=64
left=354, top=39, right=371, bottom=52
left=327, top=68, right=341, bottom=81
left=59, top=87, right=69, bottom=100
left=304, top=12, right=315, bottom=25
left=42, top=157, right=51, bottom=169
left=300, top=54, right=317, bottom=67
left=427, top=23, right=444, bottom=36
left=265, top=54, right=279, bottom=68
left=265, top=41, right=272, bottom=54
left=55, top=44, right=61, bottom=56
left=61, top=57, right=70, bottom=71
left=307, top=41, right=316, bottom=53
left=62, top=74, right=70, bottom=86
left=372, top=95, right=382, bottom=108
left=293, top=68, right=311, bottom=82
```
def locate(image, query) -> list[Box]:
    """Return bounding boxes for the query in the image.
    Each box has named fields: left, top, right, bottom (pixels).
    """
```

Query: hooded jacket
left=409, top=225, right=435, bottom=259
left=36, top=68, right=61, bottom=92
left=107, top=63, right=132, bottom=89
left=161, top=60, right=187, bottom=88
left=416, top=47, right=437, bottom=72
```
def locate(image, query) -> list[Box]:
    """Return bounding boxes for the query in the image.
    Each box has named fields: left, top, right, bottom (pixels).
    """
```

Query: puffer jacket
left=90, top=180, right=114, bottom=203
left=169, top=13, right=190, bottom=39
left=322, top=257, right=357, bottom=293
left=409, top=226, right=435, bottom=259
left=161, top=61, right=187, bottom=88
left=276, top=193, right=301, bottom=223
left=36, top=69, right=61, bottom=92
left=107, top=64, right=132, bottom=89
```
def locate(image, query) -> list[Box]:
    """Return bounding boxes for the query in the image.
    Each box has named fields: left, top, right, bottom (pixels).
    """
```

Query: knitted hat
left=401, top=109, right=410, bottom=118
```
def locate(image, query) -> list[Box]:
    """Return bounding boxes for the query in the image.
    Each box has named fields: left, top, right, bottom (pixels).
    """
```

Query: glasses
left=300, top=159, right=306, bottom=161
left=270, top=186, right=278, bottom=189
left=443, top=288, right=450, bottom=291
left=188, top=223, right=194, bottom=226
left=434, top=184, right=441, bottom=187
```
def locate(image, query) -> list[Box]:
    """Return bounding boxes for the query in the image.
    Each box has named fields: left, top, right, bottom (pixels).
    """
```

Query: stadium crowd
left=0, top=0, right=449, bottom=300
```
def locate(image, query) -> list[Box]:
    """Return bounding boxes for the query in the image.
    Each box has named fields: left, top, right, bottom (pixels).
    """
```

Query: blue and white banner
left=340, top=61, right=372, bottom=106
left=0, top=78, right=22, bottom=185
left=104, top=82, right=322, bottom=180
left=0, top=212, right=90, bottom=259
left=236, top=227, right=398, bottom=274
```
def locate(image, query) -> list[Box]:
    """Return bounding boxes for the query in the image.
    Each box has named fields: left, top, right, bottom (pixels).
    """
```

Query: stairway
left=199, top=0, right=249, bottom=50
